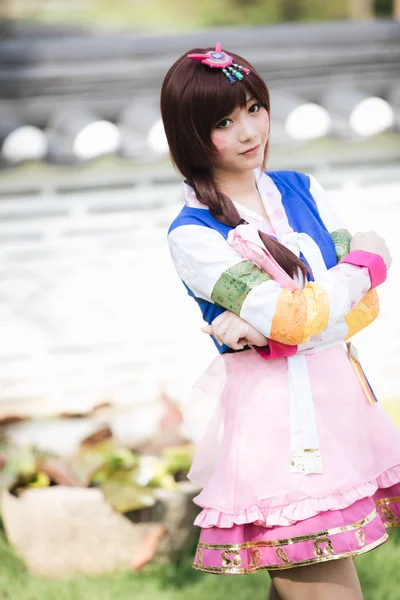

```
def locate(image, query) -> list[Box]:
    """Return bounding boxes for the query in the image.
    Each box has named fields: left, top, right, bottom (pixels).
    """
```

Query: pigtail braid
left=191, top=174, right=240, bottom=227
left=190, top=174, right=309, bottom=280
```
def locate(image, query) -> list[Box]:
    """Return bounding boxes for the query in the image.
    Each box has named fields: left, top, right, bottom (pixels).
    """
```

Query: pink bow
left=227, top=223, right=298, bottom=360
left=228, top=224, right=298, bottom=291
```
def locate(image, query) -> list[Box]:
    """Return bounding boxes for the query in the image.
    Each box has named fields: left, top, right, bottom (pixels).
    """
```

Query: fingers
left=202, top=324, right=225, bottom=346
left=215, top=333, right=224, bottom=346
left=213, top=321, right=231, bottom=346
left=224, top=329, right=244, bottom=349
left=212, top=312, right=239, bottom=346
left=201, top=325, right=213, bottom=334
left=202, top=312, right=268, bottom=350
left=202, top=319, right=248, bottom=349
left=350, top=230, right=392, bottom=270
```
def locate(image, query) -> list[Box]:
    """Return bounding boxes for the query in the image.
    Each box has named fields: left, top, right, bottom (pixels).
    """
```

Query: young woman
left=161, top=44, right=400, bottom=600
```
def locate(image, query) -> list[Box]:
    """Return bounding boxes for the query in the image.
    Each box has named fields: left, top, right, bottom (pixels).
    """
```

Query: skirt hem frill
left=193, top=483, right=400, bottom=574
left=193, top=464, right=400, bottom=528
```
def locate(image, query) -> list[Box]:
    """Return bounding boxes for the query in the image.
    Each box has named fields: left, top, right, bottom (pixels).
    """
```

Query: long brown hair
left=160, top=48, right=308, bottom=279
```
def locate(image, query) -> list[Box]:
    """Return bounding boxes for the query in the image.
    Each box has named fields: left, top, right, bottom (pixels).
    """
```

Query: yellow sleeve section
left=345, top=289, right=379, bottom=340
left=301, top=283, right=330, bottom=343
left=270, top=282, right=329, bottom=345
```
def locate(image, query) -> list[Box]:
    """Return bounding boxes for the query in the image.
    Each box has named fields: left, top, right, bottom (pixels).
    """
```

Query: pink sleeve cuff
left=340, top=250, right=387, bottom=289
left=254, top=340, right=298, bottom=361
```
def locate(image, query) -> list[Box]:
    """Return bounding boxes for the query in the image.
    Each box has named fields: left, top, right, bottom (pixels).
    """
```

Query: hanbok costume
left=167, top=169, right=400, bottom=574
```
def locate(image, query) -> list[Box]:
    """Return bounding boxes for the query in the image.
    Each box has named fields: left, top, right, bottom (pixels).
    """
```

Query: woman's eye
left=249, top=103, right=260, bottom=113
left=216, top=119, right=232, bottom=129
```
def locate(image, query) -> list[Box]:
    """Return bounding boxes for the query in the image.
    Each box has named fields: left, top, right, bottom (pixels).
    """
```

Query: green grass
left=1, top=524, right=400, bottom=600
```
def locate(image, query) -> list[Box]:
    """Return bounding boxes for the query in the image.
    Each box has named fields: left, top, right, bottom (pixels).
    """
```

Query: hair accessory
left=187, top=42, right=250, bottom=84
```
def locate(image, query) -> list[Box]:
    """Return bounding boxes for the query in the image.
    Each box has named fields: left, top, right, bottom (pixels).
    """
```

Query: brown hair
left=160, top=48, right=308, bottom=279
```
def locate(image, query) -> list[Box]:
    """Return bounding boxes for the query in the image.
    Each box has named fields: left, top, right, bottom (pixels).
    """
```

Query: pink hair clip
left=187, top=42, right=250, bottom=84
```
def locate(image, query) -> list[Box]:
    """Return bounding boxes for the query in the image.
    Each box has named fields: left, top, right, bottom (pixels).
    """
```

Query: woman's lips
left=241, top=144, right=260, bottom=155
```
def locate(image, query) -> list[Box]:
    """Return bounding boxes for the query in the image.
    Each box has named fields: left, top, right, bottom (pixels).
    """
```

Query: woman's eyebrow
left=246, top=96, right=256, bottom=104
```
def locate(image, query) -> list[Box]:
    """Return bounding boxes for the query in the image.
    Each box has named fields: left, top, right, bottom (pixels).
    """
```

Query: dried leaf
left=100, top=471, right=156, bottom=513
left=0, top=472, right=17, bottom=496
left=26, top=471, right=50, bottom=489
left=159, top=392, right=183, bottom=430
left=38, top=458, right=83, bottom=487
left=80, top=427, right=113, bottom=447
left=0, top=416, right=28, bottom=426
left=4, top=446, right=38, bottom=477
left=161, top=444, right=195, bottom=477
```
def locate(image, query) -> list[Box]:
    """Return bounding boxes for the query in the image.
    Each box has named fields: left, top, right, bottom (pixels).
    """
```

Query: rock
left=1, top=486, right=165, bottom=577
left=151, top=481, right=201, bottom=562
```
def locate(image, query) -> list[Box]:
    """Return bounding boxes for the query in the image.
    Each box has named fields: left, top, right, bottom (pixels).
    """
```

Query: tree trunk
left=0, top=0, right=16, bottom=19
left=0, top=0, right=46, bottom=20
left=349, top=0, right=375, bottom=19
left=281, top=0, right=302, bottom=21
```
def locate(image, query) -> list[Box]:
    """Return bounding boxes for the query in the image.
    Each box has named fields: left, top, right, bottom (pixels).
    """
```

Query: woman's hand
left=350, top=231, right=392, bottom=269
left=201, top=311, right=268, bottom=350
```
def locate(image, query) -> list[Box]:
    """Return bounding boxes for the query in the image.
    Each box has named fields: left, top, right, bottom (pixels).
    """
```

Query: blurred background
left=0, top=2, right=400, bottom=598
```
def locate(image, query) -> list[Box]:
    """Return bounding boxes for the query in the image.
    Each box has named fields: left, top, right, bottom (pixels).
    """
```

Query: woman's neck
left=213, top=167, right=270, bottom=221
left=213, top=168, right=258, bottom=203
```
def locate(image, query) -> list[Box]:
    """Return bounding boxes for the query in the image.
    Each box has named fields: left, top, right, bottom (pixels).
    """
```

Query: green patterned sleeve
left=211, top=260, right=272, bottom=314
left=331, top=229, right=352, bottom=263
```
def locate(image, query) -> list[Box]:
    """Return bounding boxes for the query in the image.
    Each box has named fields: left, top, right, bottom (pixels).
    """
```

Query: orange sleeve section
left=301, top=283, right=330, bottom=343
left=345, top=289, right=379, bottom=340
left=270, top=283, right=329, bottom=345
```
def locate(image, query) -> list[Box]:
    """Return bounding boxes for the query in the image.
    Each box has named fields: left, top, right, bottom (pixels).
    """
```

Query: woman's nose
left=238, top=115, right=257, bottom=141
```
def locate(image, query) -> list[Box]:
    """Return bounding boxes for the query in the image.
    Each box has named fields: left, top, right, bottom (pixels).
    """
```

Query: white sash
left=281, top=231, right=328, bottom=474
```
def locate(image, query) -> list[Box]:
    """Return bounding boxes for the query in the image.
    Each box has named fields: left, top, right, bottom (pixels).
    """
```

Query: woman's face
left=210, top=93, right=270, bottom=175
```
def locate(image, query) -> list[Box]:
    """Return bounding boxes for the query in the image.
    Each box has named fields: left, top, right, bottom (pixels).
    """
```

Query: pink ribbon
left=227, top=224, right=298, bottom=359
left=228, top=224, right=298, bottom=291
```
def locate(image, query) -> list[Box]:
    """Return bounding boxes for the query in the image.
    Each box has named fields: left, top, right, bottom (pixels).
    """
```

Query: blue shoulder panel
left=168, top=206, right=232, bottom=239
left=169, top=206, right=233, bottom=353
left=268, top=171, right=337, bottom=272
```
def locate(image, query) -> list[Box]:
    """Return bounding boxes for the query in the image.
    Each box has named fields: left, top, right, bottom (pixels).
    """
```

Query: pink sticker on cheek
left=211, top=134, right=228, bottom=154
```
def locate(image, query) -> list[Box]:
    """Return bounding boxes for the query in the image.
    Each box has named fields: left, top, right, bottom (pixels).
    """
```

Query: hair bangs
left=182, top=48, right=269, bottom=135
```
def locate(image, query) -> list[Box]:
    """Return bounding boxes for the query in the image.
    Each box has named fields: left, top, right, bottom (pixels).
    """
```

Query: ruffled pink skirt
left=186, top=346, right=400, bottom=574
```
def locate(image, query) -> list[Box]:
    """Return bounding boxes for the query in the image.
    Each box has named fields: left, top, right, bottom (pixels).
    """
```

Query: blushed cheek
left=211, top=133, right=228, bottom=155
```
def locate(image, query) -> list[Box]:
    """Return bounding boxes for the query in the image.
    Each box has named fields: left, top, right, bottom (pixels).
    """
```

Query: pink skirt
left=186, top=346, right=400, bottom=574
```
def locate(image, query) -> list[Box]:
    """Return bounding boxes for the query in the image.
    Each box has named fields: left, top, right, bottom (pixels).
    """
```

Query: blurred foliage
left=374, top=0, right=395, bottom=16
left=1, top=0, right=395, bottom=31
left=0, top=436, right=195, bottom=514
left=99, top=470, right=157, bottom=512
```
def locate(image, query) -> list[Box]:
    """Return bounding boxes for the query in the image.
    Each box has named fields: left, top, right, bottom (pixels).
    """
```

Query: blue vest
left=168, top=171, right=337, bottom=353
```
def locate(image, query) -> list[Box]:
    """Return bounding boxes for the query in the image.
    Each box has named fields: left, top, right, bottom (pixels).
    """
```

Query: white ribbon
left=280, top=231, right=328, bottom=281
left=287, top=354, right=323, bottom=474
left=280, top=231, right=328, bottom=474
